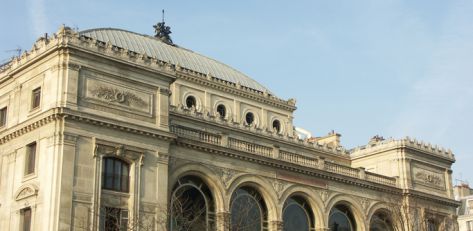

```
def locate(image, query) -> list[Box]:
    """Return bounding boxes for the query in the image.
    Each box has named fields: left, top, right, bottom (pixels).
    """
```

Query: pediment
left=15, top=184, right=39, bottom=201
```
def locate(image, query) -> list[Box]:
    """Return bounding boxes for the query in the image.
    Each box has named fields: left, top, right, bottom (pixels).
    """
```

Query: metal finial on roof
left=153, top=10, right=173, bottom=45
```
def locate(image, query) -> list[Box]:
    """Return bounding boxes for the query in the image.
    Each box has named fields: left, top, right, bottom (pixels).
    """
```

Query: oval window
left=185, top=96, right=196, bottom=108
left=245, top=112, right=255, bottom=125
left=217, top=104, right=226, bottom=118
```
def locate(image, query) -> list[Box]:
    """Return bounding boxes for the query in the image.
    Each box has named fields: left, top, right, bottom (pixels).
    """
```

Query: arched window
left=217, top=104, right=226, bottom=118
left=186, top=96, right=197, bottom=108
left=272, top=120, right=281, bottom=133
left=230, top=187, right=267, bottom=231
left=370, top=211, right=394, bottom=231
left=170, top=176, right=214, bottom=231
left=283, top=196, right=314, bottom=231
left=329, top=204, right=356, bottom=231
left=102, top=157, right=130, bottom=192
left=245, top=112, right=255, bottom=125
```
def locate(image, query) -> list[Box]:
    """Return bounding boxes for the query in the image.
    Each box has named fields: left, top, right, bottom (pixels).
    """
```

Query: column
left=216, top=211, right=230, bottom=231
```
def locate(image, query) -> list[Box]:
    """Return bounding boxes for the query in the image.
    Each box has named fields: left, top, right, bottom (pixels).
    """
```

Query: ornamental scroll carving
left=90, top=86, right=148, bottom=108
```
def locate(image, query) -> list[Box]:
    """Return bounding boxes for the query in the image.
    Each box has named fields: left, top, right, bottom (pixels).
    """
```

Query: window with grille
left=103, top=207, right=128, bottom=231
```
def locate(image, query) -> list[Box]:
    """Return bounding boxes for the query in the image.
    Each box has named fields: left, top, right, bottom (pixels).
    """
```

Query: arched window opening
left=230, top=186, right=267, bottom=231
left=283, top=196, right=314, bottom=231
left=272, top=120, right=281, bottom=133
left=170, top=176, right=214, bottom=231
left=217, top=104, right=226, bottom=118
left=186, top=96, right=197, bottom=108
left=102, top=157, right=130, bottom=193
left=370, top=211, right=394, bottom=231
left=329, top=204, right=356, bottom=231
left=245, top=112, right=255, bottom=125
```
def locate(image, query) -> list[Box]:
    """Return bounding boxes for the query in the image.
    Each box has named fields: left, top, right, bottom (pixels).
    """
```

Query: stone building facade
left=0, top=25, right=460, bottom=231
left=455, top=184, right=473, bottom=231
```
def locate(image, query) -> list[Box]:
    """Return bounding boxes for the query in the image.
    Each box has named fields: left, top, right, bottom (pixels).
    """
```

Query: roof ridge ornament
left=153, top=10, right=173, bottom=45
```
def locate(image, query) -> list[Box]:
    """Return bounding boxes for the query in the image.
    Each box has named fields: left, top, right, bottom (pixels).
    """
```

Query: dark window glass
left=31, top=87, right=41, bottom=109
left=217, top=104, right=226, bottom=118
left=102, top=158, right=130, bottom=192
left=245, top=112, right=254, bottom=125
left=25, top=142, right=36, bottom=175
left=21, top=207, right=32, bottom=231
left=329, top=205, right=355, bottom=231
left=272, top=120, right=281, bottom=133
left=230, top=187, right=267, bottom=231
left=186, top=96, right=196, bottom=108
left=369, top=212, right=393, bottom=231
left=0, top=107, right=7, bottom=127
left=283, top=197, right=312, bottom=231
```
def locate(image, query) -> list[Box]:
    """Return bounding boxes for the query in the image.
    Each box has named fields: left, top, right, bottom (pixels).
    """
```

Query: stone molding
left=170, top=107, right=349, bottom=157
left=0, top=25, right=295, bottom=112
left=174, top=139, right=401, bottom=194
left=351, top=136, right=454, bottom=161
left=14, top=184, right=39, bottom=201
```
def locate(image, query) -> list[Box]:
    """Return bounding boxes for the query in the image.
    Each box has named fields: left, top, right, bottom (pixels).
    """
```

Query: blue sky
left=1, top=0, right=472, bottom=185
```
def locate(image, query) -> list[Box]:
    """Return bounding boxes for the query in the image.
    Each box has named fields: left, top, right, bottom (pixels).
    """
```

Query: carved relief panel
left=411, top=163, right=446, bottom=191
left=79, top=69, right=156, bottom=119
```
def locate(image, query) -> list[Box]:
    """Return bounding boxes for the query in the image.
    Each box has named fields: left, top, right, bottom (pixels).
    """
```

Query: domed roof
left=79, top=28, right=270, bottom=93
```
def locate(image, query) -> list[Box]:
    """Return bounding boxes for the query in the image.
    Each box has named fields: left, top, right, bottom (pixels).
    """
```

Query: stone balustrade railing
left=279, top=150, right=319, bottom=169
left=170, top=125, right=221, bottom=145
left=325, top=162, right=359, bottom=178
left=171, top=125, right=397, bottom=187
left=366, top=172, right=397, bottom=186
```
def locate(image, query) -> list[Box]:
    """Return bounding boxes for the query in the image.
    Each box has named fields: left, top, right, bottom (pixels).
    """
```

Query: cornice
left=0, top=107, right=176, bottom=145
left=404, top=189, right=461, bottom=207
left=1, top=26, right=295, bottom=111
left=0, top=110, right=63, bottom=145
left=173, top=136, right=402, bottom=195
left=351, top=137, right=455, bottom=163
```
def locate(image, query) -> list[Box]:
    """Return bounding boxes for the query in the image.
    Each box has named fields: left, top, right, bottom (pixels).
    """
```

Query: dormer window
left=245, top=112, right=254, bottom=125
left=185, top=96, right=196, bottom=108
left=217, top=104, right=226, bottom=118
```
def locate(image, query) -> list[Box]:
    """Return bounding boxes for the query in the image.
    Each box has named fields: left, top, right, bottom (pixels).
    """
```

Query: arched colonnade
left=169, top=164, right=397, bottom=231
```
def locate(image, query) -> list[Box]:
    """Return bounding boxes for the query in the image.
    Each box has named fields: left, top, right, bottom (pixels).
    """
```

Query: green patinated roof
left=80, top=28, right=270, bottom=93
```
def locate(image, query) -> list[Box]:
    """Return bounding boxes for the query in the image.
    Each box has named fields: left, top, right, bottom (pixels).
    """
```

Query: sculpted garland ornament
left=90, top=86, right=148, bottom=108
